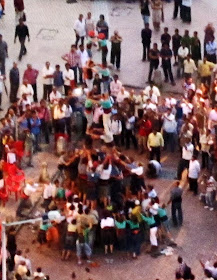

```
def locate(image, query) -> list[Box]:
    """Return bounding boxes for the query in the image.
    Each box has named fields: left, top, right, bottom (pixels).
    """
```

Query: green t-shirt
left=158, top=207, right=167, bottom=218
left=115, top=220, right=126, bottom=229
left=126, top=220, right=140, bottom=229
left=141, top=214, right=155, bottom=226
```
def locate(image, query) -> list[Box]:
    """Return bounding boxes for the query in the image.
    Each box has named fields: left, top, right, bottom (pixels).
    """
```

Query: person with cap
left=23, top=64, right=39, bottom=102
left=0, top=34, right=8, bottom=75
left=14, top=18, right=30, bottom=61
left=167, top=181, right=183, bottom=226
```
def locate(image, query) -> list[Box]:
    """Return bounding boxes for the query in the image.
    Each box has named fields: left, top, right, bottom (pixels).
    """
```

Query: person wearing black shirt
left=148, top=43, right=160, bottom=82
left=161, top=27, right=171, bottom=47
left=14, top=18, right=30, bottom=61
left=140, top=0, right=150, bottom=24
left=160, top=43, right=176, bottom=86
left=172, top=29, right=182, bottom=65
left=9, top=62, right=20, bottom=103
left=141, top=23, right=152, bottom=61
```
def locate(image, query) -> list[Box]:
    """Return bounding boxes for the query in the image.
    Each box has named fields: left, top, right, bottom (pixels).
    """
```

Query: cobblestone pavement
left=1, top=0, right=217, bottom=279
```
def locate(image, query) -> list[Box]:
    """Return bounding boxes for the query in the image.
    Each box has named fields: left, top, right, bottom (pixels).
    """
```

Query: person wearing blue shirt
left=30, top=110, right=41, bottom=152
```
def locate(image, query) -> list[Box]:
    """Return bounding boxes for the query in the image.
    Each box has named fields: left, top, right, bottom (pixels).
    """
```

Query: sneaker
left=210, top=208, right=214, bottom=211
left=204, top=206, right=209, bottom=209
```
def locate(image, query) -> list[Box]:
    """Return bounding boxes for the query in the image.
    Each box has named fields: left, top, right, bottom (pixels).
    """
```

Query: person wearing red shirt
left=14, top=0, right=24, bottom=23
left=23, top=64, right=39, bottom=102
left=137, top=114, right=152, bottom=154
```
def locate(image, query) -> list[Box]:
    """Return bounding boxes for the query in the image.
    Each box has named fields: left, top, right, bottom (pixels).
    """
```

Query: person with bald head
left=23, top=64, right=39, bottom=102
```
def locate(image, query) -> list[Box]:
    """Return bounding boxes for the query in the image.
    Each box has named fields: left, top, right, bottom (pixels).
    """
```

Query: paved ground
left=1, top=0, right=217, bottom=279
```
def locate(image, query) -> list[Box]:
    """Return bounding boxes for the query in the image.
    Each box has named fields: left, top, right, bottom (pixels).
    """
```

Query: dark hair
left=36, top=267, right=42, bottom=272
left=175, top=272, right=182, bottom=279
left=204, top=269, right=212, bottom=278
left=177, top=256, right=183, bottom=263
left=85, top=208, right=90, bottom=215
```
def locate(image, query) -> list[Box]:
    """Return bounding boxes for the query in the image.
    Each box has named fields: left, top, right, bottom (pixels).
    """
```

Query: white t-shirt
left=78, top=50, right=89, bottom=67
left=50, top=91, right=62, bottom=104
left=100, top=217, right=114, bottom=229
left=19, top=84, right=34, bottom=102
left=182, top=0, right=192, bottom=7
left=144, top=86, right=161, bottom=98
left=117, top=90, right=129, bottom=104
left=110, top=80, right=122, bottom=97
left=74, top=18, right=86, bottom=37
left=181, top=102, right=193, bottom=117
left=63, top=69, right=74, bottom=86
left=188, top=159, right=200, bottom=179
left=42, top=66, right=54, bottom=85
left=43, top=183, right=56, bottom=199
left=182, top=143, right=194, bottom=160
left=149, top=160, right=162, bottom=175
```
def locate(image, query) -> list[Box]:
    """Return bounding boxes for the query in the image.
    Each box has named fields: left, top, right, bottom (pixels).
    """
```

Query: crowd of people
left=0, top=0, right=217, bottom=280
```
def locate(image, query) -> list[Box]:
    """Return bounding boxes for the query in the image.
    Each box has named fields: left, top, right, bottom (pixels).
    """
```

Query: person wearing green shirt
left=181, top=30, right=191, bottom=51
left=114, top=214, right=127, bottom=251
left=158, top=204, right=175, bottom=242
left=141, top=212, right=158, bottom=249
left=127, top=214, right=141, bottom=258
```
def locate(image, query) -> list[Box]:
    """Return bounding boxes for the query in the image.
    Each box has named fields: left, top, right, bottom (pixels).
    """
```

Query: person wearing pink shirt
left=23, top=64, right=39, bottom=102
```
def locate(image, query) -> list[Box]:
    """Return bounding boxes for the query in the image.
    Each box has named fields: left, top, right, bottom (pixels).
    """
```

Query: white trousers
left=150, top=226, right=158, bottom=246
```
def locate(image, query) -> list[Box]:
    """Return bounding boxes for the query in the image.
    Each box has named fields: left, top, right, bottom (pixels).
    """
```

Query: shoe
left=204, top=206, right=209, bottom=209
left=164, top=79, right=169, bottom=83
left=171, top=82, right=176, bottom=86
left=27, top=164, right=34, bottom=168
left=210, top=208, right=214, bottom=211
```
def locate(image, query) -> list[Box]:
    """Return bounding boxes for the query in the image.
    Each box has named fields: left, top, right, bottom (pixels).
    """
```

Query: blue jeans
left=76, top=241, right=92, bottom=257
left=142, top=15, right=150, bottom=24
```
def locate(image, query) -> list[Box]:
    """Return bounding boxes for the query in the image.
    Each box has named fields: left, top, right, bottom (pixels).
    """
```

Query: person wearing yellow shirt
left=147, top=128, right=164, bottom=163
left=198, top=56, right=215, bottom=86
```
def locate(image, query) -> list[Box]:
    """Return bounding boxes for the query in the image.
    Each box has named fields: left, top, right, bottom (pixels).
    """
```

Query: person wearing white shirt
left=208, top=105, right=217, bottom=135
left=177, top=138, right=194, bottom=179
left=63, top=63, right=75, bottom=96
left=18, top=93, right=31, bottom=112
left=165, top=97, right=177, bottom=108
left=111, top=114, right=122, bottom=146
left=143, top=99, right=157, bottom=112
left=183, top=78, right=195, bottom=98
left=110, top=75, right=122, bottom=99
left=177, top=44, right=189, bottom=78
left=182, top=0, right=192, bottom=23
left=42, top=61, right=54, bottom=100
left=18, top=80, right=34, bottom=102
left=53, top=99, right=66, bottom=134
left=181, top=99, right=193, bottom=117
left=74, top=14, right=86, bottom=47
left=144, top=84, right=161, bottom=102
left=42, top=182, right=57, bottom=210
left=162, top=108, right=177, bottom=152
left=100, top=213, right=115, bottom=254
left=183, top=54, right=197, bottom=78
left=49, top=87, right=62, bottom=105
left=78, top=45, right=89, bottom=67
left=188, top=156, right=200, bottom=195
left=116, top=87, right=129, bottom=105
left=125, top=113, right=138, bottom=150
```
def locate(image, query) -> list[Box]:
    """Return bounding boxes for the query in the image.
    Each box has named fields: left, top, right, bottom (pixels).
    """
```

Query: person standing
left=74, top=14, right=86, bottom=47
left=173, top=0, right=182, bottom=19
left=188, top=155, right=200, bottom=195
left=141, top=23, right=152, bottom=62
left=14, top=0, right=24, bottom=23
left=205, top=36, right=217, bottom=64
left=53, top=64, right=64, bottom=94
left=0, top=70, right=4, bottom=111
left=42, top=61, right=54, bottom=101
left=0, top=34, right=8, bottom=75
left=23, top=64, right=39, bottom=102
left=181, top=0, right=192, bottom=23
left=61, top=45, right=81, bottom=85
left=9, top=62, right=20, bottom=103
left=190, top=31, right=201, bottom=66
left=162, top=108, right=177, bottom=153
left=167, top=181, right=183, bottom=227
left=14, top=18, right=30, bottom=61
left=63, top=63, right=75, bottom=96
left=160, top=43, right=176, bottom=86
left=110, top=31, right=122, bottom=70
left=140, top=0, right=150, bottom=24
left=183, top=54, right=197, bottom=79
left=151, top=0, right=163, bottom=31
left=85, top=12, right=95, bottom=36
left=30, top=110, right=41, bottom=152
left=198, top=56, right=215, bottom=87
left=161, top=27, right=171, bottom=47
left=96, top=15, right=109, bottom=39
left=148, top=43, right=160, bottom=83
left=147, top=128, right=164, bottom=163
left=172, top=29, right=182, bottom=66
left=204, top=24, right=215, bottom=56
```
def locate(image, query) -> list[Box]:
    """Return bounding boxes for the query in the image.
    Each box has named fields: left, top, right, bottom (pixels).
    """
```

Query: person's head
left=145, top=23, right=149, bottom=29
left=0, top=34, right=2, bottom=42
left=177, top=256, right=183, bottom=264
left=84, top=207, right=90, bottom=215
left=78, top=14, right=83, bottom=21
left=175, top=28, right=179, bottom=34
left=204, top=269, right=213, bottom=278
left=203, top=55, right=207, bottom=63
left=45, top=61, right=50, bottom=69
left=19, top=18, right=24, bottom=25
left=87, top=12, right=91, bottom=19
left=164, top=27, right=168, bottom=33
left=184, top=29, right=189, bottom=36
left=193, top=31, right=198, bottom=37
left=187, top=54, right=191, bottom=60
left=152, top=128, right=157, bottom=135
left=52, top=86, right=57, bottom=93
left=36, top=267, right=42, bottom=273
left=27, top=64, right=32, bottom=70
left=181, top=42, right=186, bottom=48
left=65, top=63, right=70, bottom=70
left=13, top=62, right=18, bottom=69
left=113, top=74, right=118, bottom=82
left=175, top=272, right=183, bottom=280
left=163, top=43, right=169, bottom=49
left=71, top=44, right=76, bottom=52
left=79, top=44, right=84, bottom=52
left=55, top=64, right=60, bottom=71
left=99, top=14, right=105, bottom=21
left=153, top=42, right=158, bottom=50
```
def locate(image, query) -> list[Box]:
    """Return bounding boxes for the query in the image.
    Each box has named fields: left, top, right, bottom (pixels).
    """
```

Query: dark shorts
left=101, top=228, right=115, bottom=246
